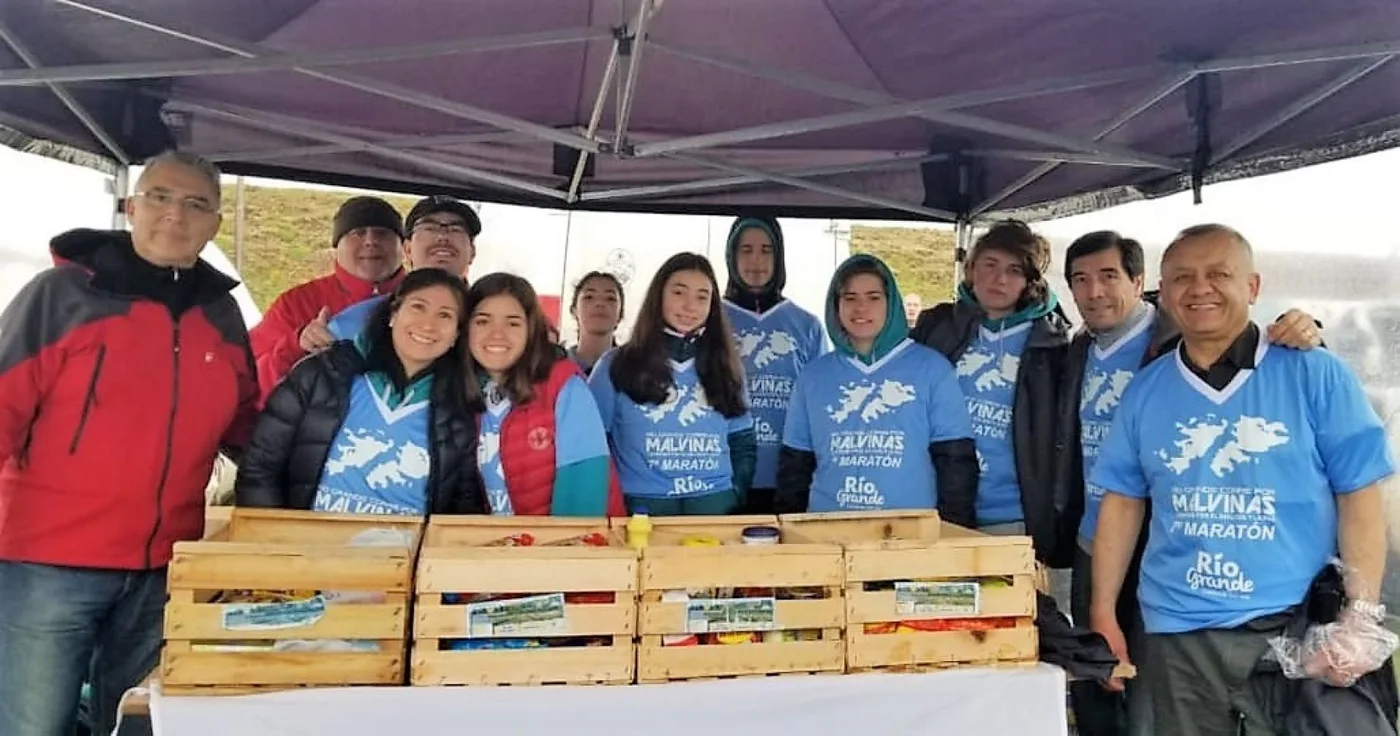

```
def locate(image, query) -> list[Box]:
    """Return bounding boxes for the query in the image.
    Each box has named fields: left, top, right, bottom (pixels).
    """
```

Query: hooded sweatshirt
left=722, top=217, right=826, bottom=490
left=773, top=255, right=979, bottom=521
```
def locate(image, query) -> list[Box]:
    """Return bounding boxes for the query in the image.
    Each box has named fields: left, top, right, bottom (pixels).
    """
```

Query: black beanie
left=331, top=196, right=404, bottom=246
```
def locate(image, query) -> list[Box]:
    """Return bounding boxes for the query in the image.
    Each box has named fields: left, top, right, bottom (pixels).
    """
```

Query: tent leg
left=953, top=219, right=974, bottom=295
left=110, top=165, right=129, bottom=231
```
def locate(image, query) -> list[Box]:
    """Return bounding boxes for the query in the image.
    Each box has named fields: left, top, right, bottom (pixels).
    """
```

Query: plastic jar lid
left=741, top=526, right=781, bottom=544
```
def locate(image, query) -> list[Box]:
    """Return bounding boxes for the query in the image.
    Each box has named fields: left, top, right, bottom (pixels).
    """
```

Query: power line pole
left=234, top=175, right=246, bottom=273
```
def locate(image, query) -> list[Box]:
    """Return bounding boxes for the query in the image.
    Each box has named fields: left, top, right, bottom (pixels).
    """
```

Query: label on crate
left=684, top=596, right=777, bottom=633
left=465, top=593, right=568, bottom=638
left=221, top=595, right=327, bottom=631
left=894, top=581, right=980, bottom=616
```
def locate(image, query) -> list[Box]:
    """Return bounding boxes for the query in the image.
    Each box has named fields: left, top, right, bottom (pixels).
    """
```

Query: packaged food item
left=484, top=532, right=537, bottom=547
left=681, top=534, right=722, bottom=547
left=895, top=617, right=1019, bottom=633
left=443, top=638, right=547, bottom=651
left=863, top=622, right=900, bottom=635
left=626, top=510, right=652, bottom=550
left=563, top=592, right=616, bottom=604
left=740, top=526, right=780, bottom=545
left=780, top=586, right=825, bottom=600
left=736, top=587, right=774, bottom=598
left=763, top=630, right=796, bottom=643
left=711, top=632, right=761, bottom=645
left=542, top=532, right=611, bottom=547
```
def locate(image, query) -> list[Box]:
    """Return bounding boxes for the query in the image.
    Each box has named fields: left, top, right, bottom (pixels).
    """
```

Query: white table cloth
left=149, top=664, right=1068, bottom=736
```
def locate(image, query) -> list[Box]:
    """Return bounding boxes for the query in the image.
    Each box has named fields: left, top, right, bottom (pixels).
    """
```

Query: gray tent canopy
left=1, top=0, right=1398, bottom=223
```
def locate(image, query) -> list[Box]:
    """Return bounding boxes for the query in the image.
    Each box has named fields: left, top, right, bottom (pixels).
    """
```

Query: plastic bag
left=1265, top=558, right=1399, bottom=687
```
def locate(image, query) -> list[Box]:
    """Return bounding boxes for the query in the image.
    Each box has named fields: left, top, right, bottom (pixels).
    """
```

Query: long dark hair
left=610, top=253, right=746, bottom=418
left=461, top=272, right=560, bottom=408
left=571, top=270, right=626, bottom=315
left=362, top=269, right=470, bottom=406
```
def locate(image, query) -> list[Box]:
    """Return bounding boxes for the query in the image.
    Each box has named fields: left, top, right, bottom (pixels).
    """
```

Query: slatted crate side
left=843, top=535, right=1037, bottom=584
left=424, top=516, right=614, bottom=547
left=846, top=622, right=1039, bottom=670
left=639, top=544, right=843, bottom=591
left=777, top=510, right=942, bottom=546
left=411, top=519, right=639, bottom=686
left=225, top=508, right=425, bottom=546
left=162, top=527, right=419, bottom=693
left=845, top=573, right=1038, bottom=625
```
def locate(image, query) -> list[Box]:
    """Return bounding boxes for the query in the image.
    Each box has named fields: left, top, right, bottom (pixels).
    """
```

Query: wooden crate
left=781, top=513, right=1038, bottom=671
left=160, top=508, right=423, bottom=695
left=632, top=515, right=846, bottom=683
left=412, top=517, right=637, bottom=686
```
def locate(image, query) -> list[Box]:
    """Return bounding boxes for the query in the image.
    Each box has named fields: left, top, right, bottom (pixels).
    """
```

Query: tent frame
left=2, top=0, right=1397, bottom=222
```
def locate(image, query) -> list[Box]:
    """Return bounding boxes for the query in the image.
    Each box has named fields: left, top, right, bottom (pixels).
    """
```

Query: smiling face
left=1069, top=246, right=1144, bottom=332
left=734, top=227, right=775, bottom=290
left=1160, top=230, right=1260, bottom=344
left=406, top=212, right=475, bottom=277
left=661, top=269, right=713, bottom=334
left=335, top=225, right=402, bottom=282
left=389, top=284, right=461, bottom=377
left=572, top=275, right=623, bottom=336
left=126, top=161, right=222, bottom=268
left=969, top=248, right=1027, bottom=318
left=469, top=294, right=528, bottom=379
left=838, top=272, right=887, bottom=353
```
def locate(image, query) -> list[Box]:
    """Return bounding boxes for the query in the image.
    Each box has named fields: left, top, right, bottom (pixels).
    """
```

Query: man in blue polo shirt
left=1089, top=224, right=1393, bottom=736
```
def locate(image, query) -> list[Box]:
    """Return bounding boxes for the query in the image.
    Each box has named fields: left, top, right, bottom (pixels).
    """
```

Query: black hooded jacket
left=911, top=299, right=1071, bottom=564
left=723, top=216, right=787, bottom=314
left=235, top=341, right=486, bottom=514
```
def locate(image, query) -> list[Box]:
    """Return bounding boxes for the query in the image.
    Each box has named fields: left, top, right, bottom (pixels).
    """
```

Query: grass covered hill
left=218, top=184, right=957, bottom=311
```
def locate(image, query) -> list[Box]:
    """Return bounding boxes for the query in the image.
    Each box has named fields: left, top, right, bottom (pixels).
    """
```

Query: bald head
left=1163, top=223, right=1254, bottom=268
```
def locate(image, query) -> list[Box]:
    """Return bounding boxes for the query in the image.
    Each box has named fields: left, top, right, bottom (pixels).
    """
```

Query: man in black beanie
left=248, top=195, right=405, bottom=403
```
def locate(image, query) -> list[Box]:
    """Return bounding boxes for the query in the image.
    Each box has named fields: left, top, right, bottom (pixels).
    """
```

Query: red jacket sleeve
left=0, top=270, right=90, bottom=464
left=221, top=339, right=260, bottom=455
left=249, top=290, right=311, bottom=405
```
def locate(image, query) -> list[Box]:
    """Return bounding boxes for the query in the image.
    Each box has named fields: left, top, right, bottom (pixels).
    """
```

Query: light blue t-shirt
left=1091, top=335, right=1395, bottom=634
left=1078, top=314, right=1156, bottom=545
left=477, top=381, right=514, bottom=515
left=328, top=295, right=387, bottom=340
left=724, top=300, right=826, bottom=489
left=784, top=339, right=972, bottom=511
left=313, top=373, right=432, bottom=516
left=476, top=376, right=611, bottom=515
left=955, top=322, right=1032, bottom=525
left=588, top=350, right=754, bottom=499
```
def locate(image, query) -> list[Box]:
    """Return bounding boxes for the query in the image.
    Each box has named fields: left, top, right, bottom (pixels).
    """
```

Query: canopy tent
left=1, top=0, right=1398, bottom=223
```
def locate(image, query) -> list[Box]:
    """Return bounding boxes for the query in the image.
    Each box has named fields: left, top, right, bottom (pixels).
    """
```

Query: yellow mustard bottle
left=626, top=509, right=653, bottom=550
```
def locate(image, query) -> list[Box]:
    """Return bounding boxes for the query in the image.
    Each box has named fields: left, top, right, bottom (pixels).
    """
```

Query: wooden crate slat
left=777, top=511, right=942, bottom=545
left=640, top=546, right=843, bottom=590
left=412, top=640, right=634, bottom=686
left=637, top=639, right=844, bottom=681
left=639, top=597, right=843, bottom=635
left=415, top=601, right=634, bottom=638
left=845, top=575, right=1036, bottom=624
left=169, top=552, right=413, bottom=592
left=226, top=509, right=423, bottom=545
left=844, top=540, right=1035, bottom=582
left=846, top=622, right=1038, bottom=668
left=164, top=600, right=407, bottom=640
left=423, top=516, right=613, bottom=547
left=417, top=552, right=637, bottom=594
left=161, top=650, right=403, bottom=687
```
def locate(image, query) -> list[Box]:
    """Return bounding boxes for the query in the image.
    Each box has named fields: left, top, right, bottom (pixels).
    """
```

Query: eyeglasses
left=132, top=189, right=218, bottom=216
left=413, top=220, right=470, bottom=237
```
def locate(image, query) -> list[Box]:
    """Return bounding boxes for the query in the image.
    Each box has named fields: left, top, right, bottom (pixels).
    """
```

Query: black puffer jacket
left=235, top=342, right=486, bottom=514
left=911, top=300, right=1071, bottom=565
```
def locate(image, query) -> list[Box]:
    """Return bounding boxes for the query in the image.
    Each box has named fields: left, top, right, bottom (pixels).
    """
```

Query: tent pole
left=168, top=100, right=573, bottom=201
left=0, top=27, right=609, bottom=87
left=669, top=151, right=958, bottom=221
left=1213, top=55, right=1395, bottom=163
left=568, top=39, right=623, bottom=202
left=613, top=0, right=658, bottom=154
left=110, top=165, right=129, bottom=231
left=234, top=176, right=246, bottom=274
left=953, top=219, right=973, bottom=297
left=971, top=71, right=1197, bottom=218
left=0, top=19, right=130, bottom=163
left=582, top=152, right=952, bottom=202
left=206, top=130, right=526, bottom=164
left=51, top=0, right=600, bottom=155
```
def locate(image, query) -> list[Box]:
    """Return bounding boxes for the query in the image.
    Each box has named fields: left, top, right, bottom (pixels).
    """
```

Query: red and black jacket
left=0, top=230, right=257, bottom=570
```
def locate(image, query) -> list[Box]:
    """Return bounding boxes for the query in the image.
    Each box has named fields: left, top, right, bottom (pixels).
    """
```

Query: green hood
left=825, top=254, right=908, bottom=364
left=956, top=282, right=1059, bottom=330
left=723, top=216, right=785, bottom=301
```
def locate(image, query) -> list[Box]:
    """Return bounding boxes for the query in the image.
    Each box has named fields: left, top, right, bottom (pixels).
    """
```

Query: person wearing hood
left=910, top=220, right=1072, bottom=563
left=774, top=254, right=979, bottom=520
left=721, top=216, right=825, bottom=514
left=0, top=151, right=257, bottom=736
left=589, top=253, right=756, bottom=515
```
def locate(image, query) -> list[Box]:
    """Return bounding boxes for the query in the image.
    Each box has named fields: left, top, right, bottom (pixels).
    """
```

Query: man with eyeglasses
left=0, top=150, right=257, bottom=735
left=249, top=195, right=407, bottom=403
left=328, top=195, right=480, bottom=340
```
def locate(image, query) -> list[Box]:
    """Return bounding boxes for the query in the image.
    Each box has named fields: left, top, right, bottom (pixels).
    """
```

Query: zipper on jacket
left=68, top=345, right=107, bottom=454
left=144, top=321, right=181, bottom=569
